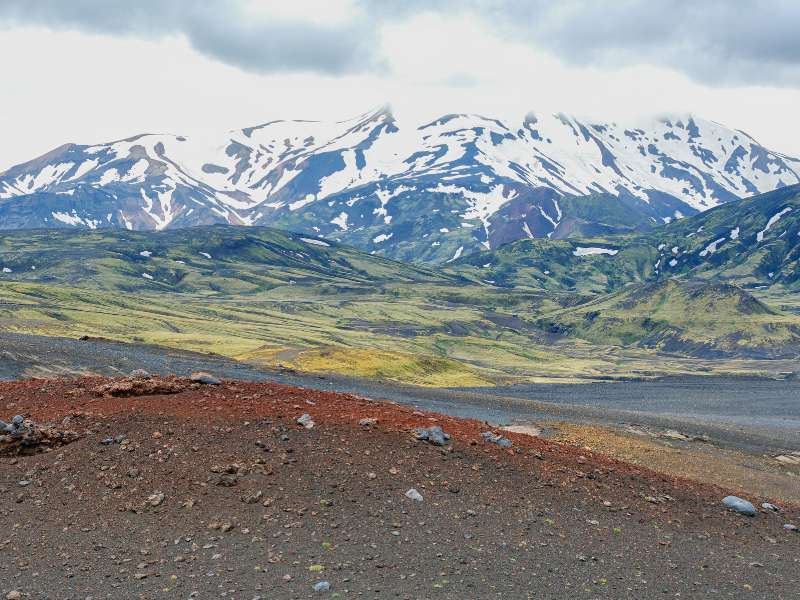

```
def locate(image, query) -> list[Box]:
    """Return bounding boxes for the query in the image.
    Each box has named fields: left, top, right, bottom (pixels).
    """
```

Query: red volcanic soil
left=1, top=376, right=798, bottom=599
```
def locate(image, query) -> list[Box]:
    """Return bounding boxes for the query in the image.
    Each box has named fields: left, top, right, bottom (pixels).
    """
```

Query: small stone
left=190, top=372, right=221, bottom=385
left=129, top=369, right=151, bottom=379
left=480, top=431, right=512, bottom=448
left=784, top=523, right=798, bottom=532
left=722, top=496, right=756, bottom=516
left=6, top=592, right=22, bottom=600
left=241, top=490, right=263, bottom=504
left=147, top=492, right=165, bottom=507
left=313, top=581, right=331, bottom=593
left=358, top=418, right=378, bottom=427
left=216, top=474, right=239, bottom=487
left=762, top=502, right=780, bottom=512
left=415, top=426, right=450, bottom=446
left=296, top=414, right=315, bottom=429
left=405, top=488, right=423, bottom=502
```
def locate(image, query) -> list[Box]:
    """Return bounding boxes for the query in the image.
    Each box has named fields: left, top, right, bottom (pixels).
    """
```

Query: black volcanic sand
left=0, top=377, right=798, bottom=599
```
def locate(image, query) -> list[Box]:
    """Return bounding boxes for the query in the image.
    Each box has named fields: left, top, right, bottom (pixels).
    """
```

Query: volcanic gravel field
left=0, top=376, right=798, bottom=599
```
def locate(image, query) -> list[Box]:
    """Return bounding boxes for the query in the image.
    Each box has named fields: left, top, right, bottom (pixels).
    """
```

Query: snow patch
left=700, top=237, right=726, bottom=257
left=757, top=207, right=791, bottom=242
left=331, top=212, right=349, bottom=231
left=300, top=237, right=330, bottom=247
left=289, top=194, right=316, bottom=211
left=446, top=246, right=464, bottom=263
left=573, top=247, right=618, bottom=257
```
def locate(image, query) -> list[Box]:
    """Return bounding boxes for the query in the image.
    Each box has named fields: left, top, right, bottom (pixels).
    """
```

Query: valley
left=1, top=196, right=800, bottom=387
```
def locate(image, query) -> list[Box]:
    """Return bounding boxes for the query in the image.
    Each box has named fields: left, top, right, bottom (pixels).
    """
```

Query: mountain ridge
left=453, top=183, right=800, bottom=293
left=2, top=107, right=799, bottom=263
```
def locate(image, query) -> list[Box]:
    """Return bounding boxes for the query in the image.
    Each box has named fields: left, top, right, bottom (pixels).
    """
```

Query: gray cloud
left=2, top=0, right=799, bottom=86
left=368, top=0, right=800, bottom=86
left=0, top=0, right=377, bottom=74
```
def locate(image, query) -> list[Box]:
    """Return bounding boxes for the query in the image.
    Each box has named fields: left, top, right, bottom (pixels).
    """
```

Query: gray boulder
left=190, top=372, right=221, bottom=385
left=722, top=496, right=756, bottom=516
left=481, top=431, right=513, bottom=448
left=415, top=426, right=450, bottom=446
left=296, top=414, right=315, bottom=429
left=313, top=581, right=331, bottom=593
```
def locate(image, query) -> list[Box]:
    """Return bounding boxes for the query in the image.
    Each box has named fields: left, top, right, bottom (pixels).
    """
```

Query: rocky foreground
left=0, top=375, right=798, bottom=599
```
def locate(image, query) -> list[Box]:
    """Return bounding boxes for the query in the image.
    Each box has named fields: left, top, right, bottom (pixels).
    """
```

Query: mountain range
left=2, top=107, right=799, bottom=263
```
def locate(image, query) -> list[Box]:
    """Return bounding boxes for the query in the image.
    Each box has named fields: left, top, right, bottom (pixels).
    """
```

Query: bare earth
left=0, top=376, right=798, bottom=599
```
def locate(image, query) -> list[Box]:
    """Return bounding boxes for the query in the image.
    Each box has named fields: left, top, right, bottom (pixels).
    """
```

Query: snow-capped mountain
left=1, top=107, right=798, bottom=263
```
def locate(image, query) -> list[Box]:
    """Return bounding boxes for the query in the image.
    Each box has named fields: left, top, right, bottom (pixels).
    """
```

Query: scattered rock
left=405, top=488, right=423, bottom=502
left=296, top=414, right=315, bottom=429
left=216, top=474, right=239, bottom=487
left=722, top=496, right=756, bottom=516
left=129, top=369, right=151, bottom=379
left=481, top=431, right=513, bottom=448
left=241, top=490, right=263, bottom=504
left=358, top=418, right=378, bottom=427
left=415, top=426, right=450, bottom=446
left=190, top=372, right=221, bottom=385
left=1, top=415, right=80, bottom=455
left=784, top=524, right=797, bottom=532
left=92, top=378, right=184, bottom=398
left=774, top=453, right=800, bottom=465
left=6, top=591, right=22, bottom=600
left=762, top=502, right=781, bottom=512
left=147, top=492, right=165, bottom=507
left=313, top=581, right=331, bottom=593
left=661, top=430, right=690, bottom=441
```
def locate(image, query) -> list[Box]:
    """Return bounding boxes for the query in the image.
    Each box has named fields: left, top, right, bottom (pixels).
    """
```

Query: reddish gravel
left=1, top=376, right=798, bottom=599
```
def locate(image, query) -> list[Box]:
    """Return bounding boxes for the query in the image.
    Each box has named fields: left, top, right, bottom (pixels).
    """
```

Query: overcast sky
left=2, top=0, right=800, bottom=169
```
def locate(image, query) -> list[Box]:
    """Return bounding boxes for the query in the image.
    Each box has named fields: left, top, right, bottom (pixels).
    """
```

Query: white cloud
left=1, top=18, right=800, bottom=172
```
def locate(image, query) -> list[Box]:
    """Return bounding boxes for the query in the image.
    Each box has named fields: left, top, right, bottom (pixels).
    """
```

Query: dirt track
left=1, top=376, right=798, bottom=599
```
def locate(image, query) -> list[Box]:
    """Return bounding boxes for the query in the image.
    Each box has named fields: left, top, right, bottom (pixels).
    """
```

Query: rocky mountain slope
left=454, top=184, right=800, bottom=292
left=2, top=108, right=798, bottom=262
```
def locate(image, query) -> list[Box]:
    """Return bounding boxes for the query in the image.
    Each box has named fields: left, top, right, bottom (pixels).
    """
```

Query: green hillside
left=453, top=184, right=800, bottom=293
left=537, top=279, right=800, bottom=358
left=1, top=212, right=799, bottom=385
left=0, top=225, right=455, bottom=293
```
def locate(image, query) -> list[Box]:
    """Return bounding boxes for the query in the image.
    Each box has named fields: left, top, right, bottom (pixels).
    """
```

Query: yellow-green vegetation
left=1, top=224, right=799, bottom=386
left=283, top=347, right=495, bottom=387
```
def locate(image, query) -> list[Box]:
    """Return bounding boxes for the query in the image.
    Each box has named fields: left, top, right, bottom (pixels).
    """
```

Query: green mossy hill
left=538, top=279, right=800, bottom=358
left=453, top=184, right=800, bottom=294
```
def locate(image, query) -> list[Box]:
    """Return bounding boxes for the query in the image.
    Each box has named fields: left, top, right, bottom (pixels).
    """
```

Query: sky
left=2, top=0, right=800, bottom=170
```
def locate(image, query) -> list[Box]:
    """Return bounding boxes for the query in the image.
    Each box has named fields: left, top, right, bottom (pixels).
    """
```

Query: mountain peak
left=0, top=109, right=798, bottom=263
